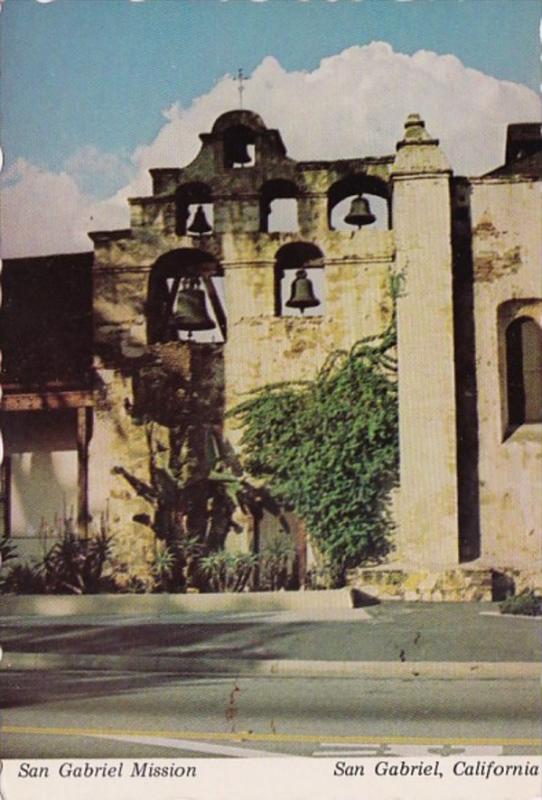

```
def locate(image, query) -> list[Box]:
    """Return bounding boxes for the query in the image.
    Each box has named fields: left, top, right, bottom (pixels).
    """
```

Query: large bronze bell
left=174, top=277, right=216, bottom=337
left=344, top=195, right=375, bottom=228
left=188, top=205, right=212, bottom=236
left=285, top=269, right=320, bottom=314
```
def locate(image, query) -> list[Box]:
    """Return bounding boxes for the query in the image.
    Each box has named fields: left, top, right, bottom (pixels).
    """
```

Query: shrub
left=42, top=528, right=113, bottom=594
left=0, top=533, right=18, bottom=570
left=499, top=589, right=541, bottom=616
left=305, top=559, right=344, bottom=590
left=260, top=532, right=295, bottom=590
left=229, top=324, right=399, bottom=578
left=0, top=562, right=45, bottom=594
left=0, top=527, right=114, bottom=595
left=150, top=542, right=178, bottom=591
left=199, top=551, right=258, bottom=592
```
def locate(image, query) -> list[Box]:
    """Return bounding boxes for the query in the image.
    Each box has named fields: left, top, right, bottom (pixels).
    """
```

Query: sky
left=0, top=0, right=540, bottom=257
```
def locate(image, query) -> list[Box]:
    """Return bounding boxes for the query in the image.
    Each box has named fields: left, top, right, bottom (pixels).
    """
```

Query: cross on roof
left=237, top=68, right=245, bottom=109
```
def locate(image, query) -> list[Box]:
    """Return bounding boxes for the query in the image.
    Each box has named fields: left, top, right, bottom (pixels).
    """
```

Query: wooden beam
left=202, top=274, right=227, bottom=341
left=1, top=391, right=93, bottom=412
left=166, top=274, right=182, bottom=318
left=77, top=407, right=91, bottom=536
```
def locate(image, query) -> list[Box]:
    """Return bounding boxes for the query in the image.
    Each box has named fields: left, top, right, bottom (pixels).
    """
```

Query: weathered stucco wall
left=90, top=240, right=225, bottom=579
left=90, top=214, right=395, bottom=572
left=392, top=117, right=460, bottom=567
left=471, top=177, right=542, bottom=569
left=89, top=368, right=157, bottom=579
left=222, top=230, right=395, bottom=448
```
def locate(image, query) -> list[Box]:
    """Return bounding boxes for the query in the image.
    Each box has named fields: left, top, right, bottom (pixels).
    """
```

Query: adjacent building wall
left=3, top=410, right=78, bottom=560
left=471, top=176, right=542, bottom=569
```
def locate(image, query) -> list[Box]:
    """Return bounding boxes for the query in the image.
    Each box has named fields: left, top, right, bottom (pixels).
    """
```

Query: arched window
left=506, top=316, right=542, bottom=426
left=274, top=242, right=324, bottom=317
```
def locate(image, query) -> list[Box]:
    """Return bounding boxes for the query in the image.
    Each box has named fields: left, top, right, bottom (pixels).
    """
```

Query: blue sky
left=1, top=0, right=540, bottom=174
left=1, top=0, right=540, bottom=257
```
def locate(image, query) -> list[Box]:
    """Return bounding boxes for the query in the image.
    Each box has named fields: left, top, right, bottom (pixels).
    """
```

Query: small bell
left=188, top=205, right=212, bottom=236
left=344, top=196, right=375, bottom=228
left=285, top=269, right=320, bottom=314
left=174, top=277, right=216, bottom=337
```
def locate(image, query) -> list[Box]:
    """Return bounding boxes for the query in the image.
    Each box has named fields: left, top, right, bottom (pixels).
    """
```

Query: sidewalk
left=1, top=600, right=540, bottom=679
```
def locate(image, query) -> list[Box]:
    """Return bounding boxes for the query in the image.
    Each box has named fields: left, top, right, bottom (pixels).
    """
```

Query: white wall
left=4, top=410, right=78, bottom=560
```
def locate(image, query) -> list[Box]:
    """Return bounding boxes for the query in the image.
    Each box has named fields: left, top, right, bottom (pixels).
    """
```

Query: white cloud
left=64, top=145, right=135, bottom=198
left=0, top=158, right=130, bottom=258
left=2, top=42, right=540, bottom=258
left=0, top=160, right=91, bottom=257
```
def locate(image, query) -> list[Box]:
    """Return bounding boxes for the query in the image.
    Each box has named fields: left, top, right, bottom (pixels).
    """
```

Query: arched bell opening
left=223, top=124, right=256, bottom=169
left=274, top=242, right=325, bottom=318
left=175, top=182, right=214, bottom=236
left=146, top=249, right=226, bottom=344
left=327, top=174, right=391, bottom=231
left=260, top=179, right=299, bottom=233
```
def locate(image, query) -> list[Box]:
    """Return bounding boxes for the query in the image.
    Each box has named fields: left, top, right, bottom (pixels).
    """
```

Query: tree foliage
left=229, top=317, right=399, bottom=576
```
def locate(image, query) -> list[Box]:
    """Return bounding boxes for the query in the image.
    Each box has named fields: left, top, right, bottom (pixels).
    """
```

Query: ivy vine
left=229, top=287, right=400, bottom=578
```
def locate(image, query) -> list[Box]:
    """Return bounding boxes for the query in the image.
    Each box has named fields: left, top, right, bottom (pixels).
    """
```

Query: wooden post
left=202, top=273, right=227, bottom=341
left=77, top=407, right=91, bottom=535
left=293, top=517, right=308, bottom=588
left=251, top=506, right=261, bottom=590
left=0, top=456, right=11, bottom=537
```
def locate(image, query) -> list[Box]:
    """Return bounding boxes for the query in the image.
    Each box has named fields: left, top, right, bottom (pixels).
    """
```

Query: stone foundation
left=348, top=562, right=542, bottom=602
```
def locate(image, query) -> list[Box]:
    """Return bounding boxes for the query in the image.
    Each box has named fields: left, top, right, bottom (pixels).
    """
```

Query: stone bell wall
left=89, top=234, right=224, bottom=582
left=222, top=230, right=395, bottom=449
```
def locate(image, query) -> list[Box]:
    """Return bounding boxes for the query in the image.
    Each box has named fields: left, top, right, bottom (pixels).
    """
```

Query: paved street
left=1, top=603, right=540, bottom=662
left=2, top=602, right=539, bottom=758
left=1, top=670, right=540, bottom=758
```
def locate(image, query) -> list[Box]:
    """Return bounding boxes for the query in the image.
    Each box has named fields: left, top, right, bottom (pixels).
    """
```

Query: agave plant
left=199, top=551, right=258, bottom=593
left=150, top=535, right=206, bottom=592
left=0, top=562, right=45, bottom=594
left=43, top=528, right=113, bottom=594
left=260, top=532, right=295, bottom=590
left=0, top=533, right=18, bottom=572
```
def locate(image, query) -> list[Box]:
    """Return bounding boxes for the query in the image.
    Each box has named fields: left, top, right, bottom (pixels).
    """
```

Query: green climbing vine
left=229, top=280, right=400, bottom=578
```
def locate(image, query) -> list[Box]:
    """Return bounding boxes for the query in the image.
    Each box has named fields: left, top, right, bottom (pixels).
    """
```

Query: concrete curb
left=1, top=651, right=539, bottom=680
left=0, top=589, right=353, bottom=617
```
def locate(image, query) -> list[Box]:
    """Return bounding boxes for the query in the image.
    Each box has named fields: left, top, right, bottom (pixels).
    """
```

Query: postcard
left=0, top=1, right=540, bottom=799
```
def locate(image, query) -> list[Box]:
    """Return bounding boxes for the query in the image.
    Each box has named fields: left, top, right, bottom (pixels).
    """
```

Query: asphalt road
left=1, top=670, right=540, bottom=758
left=1, top=603, right=540, bottom=662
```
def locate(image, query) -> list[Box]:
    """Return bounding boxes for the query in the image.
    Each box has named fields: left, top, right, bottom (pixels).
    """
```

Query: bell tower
left=392, top=115, right=460, bottom=566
